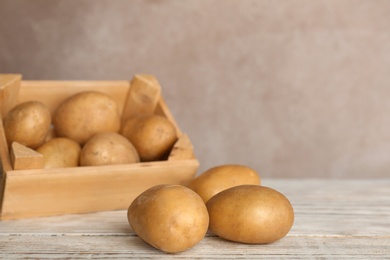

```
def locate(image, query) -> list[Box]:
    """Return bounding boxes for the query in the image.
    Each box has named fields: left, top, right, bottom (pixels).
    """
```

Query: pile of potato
left=3, top=88, right=294, bottom=254
left=3, top=91, right=177, bottom=168
left=128, top=164, right=294, bottom=253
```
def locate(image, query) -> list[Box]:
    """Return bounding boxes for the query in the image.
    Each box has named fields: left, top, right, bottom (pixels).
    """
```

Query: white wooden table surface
left=1, top=179, right=389, bottom=259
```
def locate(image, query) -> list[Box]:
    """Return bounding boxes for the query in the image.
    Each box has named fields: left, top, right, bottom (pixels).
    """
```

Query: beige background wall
left=1, top=0, right=390, bottom=178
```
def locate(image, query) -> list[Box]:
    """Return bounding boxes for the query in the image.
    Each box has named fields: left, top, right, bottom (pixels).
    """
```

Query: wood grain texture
left=0, top=179, right=388, bottom=259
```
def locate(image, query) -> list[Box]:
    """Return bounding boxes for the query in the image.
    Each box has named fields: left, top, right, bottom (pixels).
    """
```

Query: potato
left=4, top=101, right=51, bottom=149
left=36, top=137, right=81, bottom=168
left=80, top=132, right=139, bottom=166
left=188, top=164, right=261, bottom=202
left=128, top=184, right=209, bottom=253
left=206, top=185, right=294, bottom=244
left=121, top=115, right=177, bottom=161
left=53, top=91, right=121, bottom=145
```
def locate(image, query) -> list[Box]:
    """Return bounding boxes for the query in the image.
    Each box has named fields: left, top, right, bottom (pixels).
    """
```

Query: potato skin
left=80, top=132, right=140, bottom=166
left=188, top=164, right=261, bottom=202
left=53, top=91, right=121, bottom=145
left=128, top=184, right=209, bottom=253
left=4, top=101, right=51, bottom=149
left=36, top=137, right=81, bottom=168
left=121, top=115, right=177, bottom=162
left=206, top=185, right=294, bottom=244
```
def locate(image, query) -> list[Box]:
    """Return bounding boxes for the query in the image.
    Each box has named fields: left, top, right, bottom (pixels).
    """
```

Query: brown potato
left=80, top=132, right=139, bottom=166
left=206, top=185, right=294, bottom=244
left=4, top=101, right=51, bottom=149
left=53, top=91, right=121, bottom=145
left=36, top=137, right=81, bottom=168
left=121, top=115, right=177, bottom=161
left=188, top=164, right=261, bottom=202
left=128, top=184, right=209, bottom=253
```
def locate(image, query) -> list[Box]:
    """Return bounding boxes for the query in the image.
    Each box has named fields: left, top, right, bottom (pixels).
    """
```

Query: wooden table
left=1, top=179, right=389, bottom=259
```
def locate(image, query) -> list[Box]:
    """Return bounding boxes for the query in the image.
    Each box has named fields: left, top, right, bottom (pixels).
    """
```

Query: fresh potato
left=121, top=115, right=177, bottom=161
left=53, top=91, right=121, bottom=145
left=128, top=184, right=209, bottom=253
left=4, top=101, right=51, bottom=149
left=188, top=164, right=261, bottom=202
left=206, top=185, right=294, bottom=244
left=80, top=132, right=139, bottom=166
left=36, top=137, right=81, bottom=168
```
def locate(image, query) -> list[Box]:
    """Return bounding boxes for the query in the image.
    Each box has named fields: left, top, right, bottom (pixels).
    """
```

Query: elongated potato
left=53, top=91, right=121, bottom=145
left=207, top=185, right=294, bottom=244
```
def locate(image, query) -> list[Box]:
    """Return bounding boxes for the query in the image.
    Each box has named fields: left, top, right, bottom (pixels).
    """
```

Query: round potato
left=53, top=91, right=121, bottom=145
left=80, top=132, right=139, bottom=166
left=206, top=185, right=294, bottom=244
left=4, top=101, right=51, bottom=149
left=128, top=184, right=209, bottom=253
left=188, top=164, right=261, bottom=202
left=121, top=115, right=177, bottom=161
left=36, top=137, right=81, bottom=168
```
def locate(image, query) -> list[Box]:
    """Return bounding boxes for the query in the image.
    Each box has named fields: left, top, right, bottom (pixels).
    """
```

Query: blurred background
left=1, top=0, right=390, bottom=178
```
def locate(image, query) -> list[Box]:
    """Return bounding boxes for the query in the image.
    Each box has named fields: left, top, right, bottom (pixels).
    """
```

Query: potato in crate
left=0, top=74, right=199, bottom=220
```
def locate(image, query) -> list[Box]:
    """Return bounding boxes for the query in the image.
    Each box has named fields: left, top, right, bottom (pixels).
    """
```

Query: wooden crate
left=0, top=74, right=199, bottom=220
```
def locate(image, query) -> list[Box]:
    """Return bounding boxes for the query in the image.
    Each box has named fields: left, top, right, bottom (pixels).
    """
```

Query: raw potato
left=206, top=185, right=294, bottom=244
left=80, top=132, right=139, bottom=166
left=188, top=164, right=261, bottom=202
left=4, top=101, right=51, bottom=149
left=121, top=115, right=177, bottom=161
left=36, top=137, right=81, bottom=168
left=53, top=91, right=121, bottom=145
left=128, top=184, right=209, bottom=253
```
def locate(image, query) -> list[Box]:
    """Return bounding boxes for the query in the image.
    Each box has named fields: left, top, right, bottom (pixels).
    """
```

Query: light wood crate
left=0, top=74, right=199, bottom=220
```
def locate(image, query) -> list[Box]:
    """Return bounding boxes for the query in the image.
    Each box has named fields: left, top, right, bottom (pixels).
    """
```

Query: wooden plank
left=0, top=119, right=12, bottom=173
left=121, top=74, right=161, bottom=123
left=0, top=160, right=199, bottom=220
left=0, top=74, right=21, bottom=118
left=0, top=118, right=9, bottom=217
left=0, top=235, right=388, bottom=259
left=10, top=142, right=44, bottom=170
left=261, top=179, right=390, bottom=237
